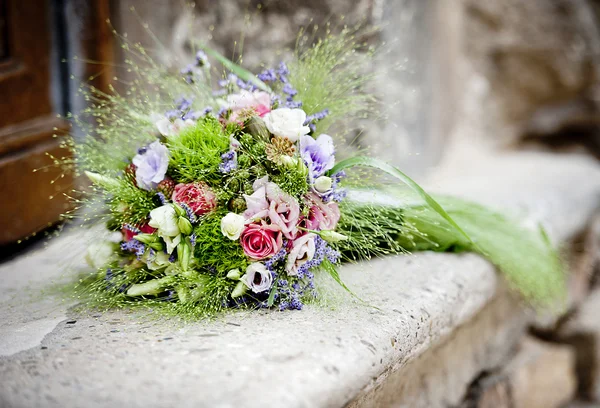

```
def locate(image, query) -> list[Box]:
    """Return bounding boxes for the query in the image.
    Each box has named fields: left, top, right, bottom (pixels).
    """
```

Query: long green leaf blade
left=330, top=156, right=474, bottom=245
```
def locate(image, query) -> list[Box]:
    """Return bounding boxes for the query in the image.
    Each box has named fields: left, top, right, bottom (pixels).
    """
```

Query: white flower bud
left=231, top=281, right=247, bottom=298
left=126, top=276, right=173, bottom=297
left=177, top=217, right=193, bottom=235
left=279, top=155, right=296, bottom=167
left=220, top=212, right=246, bottom=240
left=314, top=176, right=333, bottom=193
left=226, top=268, right=242, bottom=280
left=319, top=230, right=348, bottom=243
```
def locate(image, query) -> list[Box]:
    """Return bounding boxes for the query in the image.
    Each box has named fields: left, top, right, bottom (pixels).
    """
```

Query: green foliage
left=340, top=188, right=566, bottom=308
left=170, top=275, right=236, bottom=319
left=337, top=201, right=408, bottom=260
left=68, top=90, right=159, bottom=177
left=167, top=117, right=230, bottom=184
left=414, top=196, right=566, bottom=308
left=331, top=156, right=473, bottom=245
left=193, top=210, right=248, bottom=274
left=288, top=26, right=376, bottom=135
left=96, top=177, right=158, bottom=226
left=73, top=265, right=237, bottom=320
left=238, top=133, right=266, bottom=163
left=271, top=163, right=309, bottom=198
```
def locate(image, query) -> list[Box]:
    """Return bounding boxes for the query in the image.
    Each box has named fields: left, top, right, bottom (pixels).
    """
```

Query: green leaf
left=330, top=156, right=474, bottom=246
left=267, top=286, right=277, bottom=307
left=200, top=46, right=271, bottom=93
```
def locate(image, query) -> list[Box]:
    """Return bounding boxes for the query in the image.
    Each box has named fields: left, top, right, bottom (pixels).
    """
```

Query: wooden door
left=0, top=0, right=72, bottom=245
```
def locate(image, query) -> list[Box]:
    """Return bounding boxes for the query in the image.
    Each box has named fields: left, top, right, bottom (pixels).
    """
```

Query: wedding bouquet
left=66, top=28, right=565, bottom=317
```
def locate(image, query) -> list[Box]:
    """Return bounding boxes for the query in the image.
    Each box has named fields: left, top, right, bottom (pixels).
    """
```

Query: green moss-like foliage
left=193, top=210, right=248, bottom=275
left=73, top=265, right=238, bottom=320
left=167, top=117, right=230, bottom=184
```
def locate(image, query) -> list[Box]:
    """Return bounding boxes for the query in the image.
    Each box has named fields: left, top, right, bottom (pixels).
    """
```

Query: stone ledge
left=0, top=151, right=599, bottom=408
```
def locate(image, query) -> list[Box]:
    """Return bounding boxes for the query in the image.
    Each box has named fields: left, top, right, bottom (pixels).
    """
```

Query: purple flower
left=277, top=62, right=289, bottom=83
left=120, top=239, right=146, bottom=258
left=258, top=69, right=277, bottom=82
left=282, top=83, right=297, bottom=97
left=299, top=134, right=335, bottom=179
left=132, top=141, right=170, bottom=190
left=285, top=100, right=303, bottom=109
left=176, top=96, right=194, bottom=112
left=157, top=192, right=168, bottom=205
left=304, top=109, right=330, bottom=125
left=195, top=50, right=210, bottom=68
left=219, top=150, right=237, bottom=174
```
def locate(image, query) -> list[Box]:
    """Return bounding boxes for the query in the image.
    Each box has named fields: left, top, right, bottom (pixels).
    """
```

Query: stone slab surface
left=349, top=285, right=528, bottom=408
left=0, top=152, right=599, bottom=408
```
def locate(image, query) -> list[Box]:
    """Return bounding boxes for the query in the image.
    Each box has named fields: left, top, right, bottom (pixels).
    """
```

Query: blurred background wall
left=106, top=0, right=600, bottom=167
left=2, top=0, right=600, bottom=245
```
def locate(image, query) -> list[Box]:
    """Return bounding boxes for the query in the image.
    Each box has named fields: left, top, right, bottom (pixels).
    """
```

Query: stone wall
left=459, top=0, right=600, bottom=151
left=110, top=0, right=600, bottom=171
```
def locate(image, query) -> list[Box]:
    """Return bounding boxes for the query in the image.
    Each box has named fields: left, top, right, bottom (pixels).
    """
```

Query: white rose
left=286, top=233, right=316, bottom=276
left=85, top=241, right=115, bottom=269
left=221, top=213, right=246, bottom=240
left=149, top=204, right=180, bottom=237
left=242, top=263, right=273, bottom=293
left=262, top=108, right=310, bottom=142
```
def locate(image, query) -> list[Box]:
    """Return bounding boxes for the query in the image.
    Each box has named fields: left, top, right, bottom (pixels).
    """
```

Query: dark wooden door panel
left=0, top=0, right=8, bottom=61
left=0, top=0, right=72, bottom=245
left=0, top=0, right=53, bottom=128
left=0, top=126, right=72, bottom=243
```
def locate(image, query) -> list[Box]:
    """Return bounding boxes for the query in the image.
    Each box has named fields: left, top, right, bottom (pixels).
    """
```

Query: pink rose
left=286, top=233, right=316, bottom=276
left=122, top=223, right=156, bottom=241
left=172, top=182, right=217, bottom=216
left=227, top=90, right=271, bottom=122
left=304, top=192, right=340, bottom=231
left=240, top=222, right=283, bottom=260
left=266, top=183, right=300, bottom=240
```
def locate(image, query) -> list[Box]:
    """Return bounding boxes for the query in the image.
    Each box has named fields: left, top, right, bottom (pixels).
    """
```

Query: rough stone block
left=556, top=289, right=600, bottom=401
left=462, top=0, right=600, bottom=145
left=465, top=337, right=576, bottom=408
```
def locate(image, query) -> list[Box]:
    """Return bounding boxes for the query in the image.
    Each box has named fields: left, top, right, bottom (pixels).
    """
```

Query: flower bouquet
left=66, top=28, right=565, bottom=317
